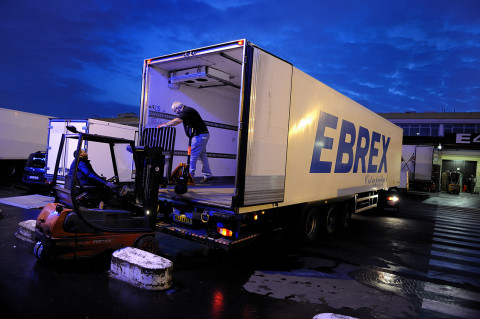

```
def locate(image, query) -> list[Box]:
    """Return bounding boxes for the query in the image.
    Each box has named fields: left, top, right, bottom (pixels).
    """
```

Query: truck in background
left=400, top=145, right=439, bottom=192
left=0, top=108, right=52, bottom=181
left=45, top=118, right=139, bottom=185
left=138, top=40, right=402, bottom=248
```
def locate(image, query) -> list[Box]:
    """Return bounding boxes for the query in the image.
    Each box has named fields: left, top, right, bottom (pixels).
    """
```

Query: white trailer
left=400, top=145, right=434, bottom=191
left=46, top=119, right=139, bottom=184
left=0, top=108, right=52, bottom=179
left=140, top=40, right=402, bottom=248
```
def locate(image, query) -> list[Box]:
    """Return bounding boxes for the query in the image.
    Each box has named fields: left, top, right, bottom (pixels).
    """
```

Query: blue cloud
left=0, top=0, right=478, bottom=118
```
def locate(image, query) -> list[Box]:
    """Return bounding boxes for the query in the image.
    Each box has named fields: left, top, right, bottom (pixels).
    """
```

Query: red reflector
left=237, top=40, right=244, bottom=46
left=217, top=227, right=233, bottom=237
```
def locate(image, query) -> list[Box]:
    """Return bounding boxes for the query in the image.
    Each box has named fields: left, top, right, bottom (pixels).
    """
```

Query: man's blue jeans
left=190, top=133, right=212, bottom=178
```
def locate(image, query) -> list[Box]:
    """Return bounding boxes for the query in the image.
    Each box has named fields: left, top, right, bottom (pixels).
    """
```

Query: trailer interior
left=142, top=39, right=293, bottom=214
left=141, top=42, right=246, bottom=210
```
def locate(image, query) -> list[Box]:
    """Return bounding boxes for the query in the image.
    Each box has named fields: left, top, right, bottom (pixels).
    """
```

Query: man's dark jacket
left=70, top=158, right=107, bottom=187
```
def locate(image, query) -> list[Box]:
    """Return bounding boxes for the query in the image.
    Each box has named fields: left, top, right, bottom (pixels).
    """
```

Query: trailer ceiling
left=148, top=48, right=244, bottom=88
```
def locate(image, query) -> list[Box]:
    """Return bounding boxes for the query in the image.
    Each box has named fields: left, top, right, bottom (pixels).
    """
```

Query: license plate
left=29, top=176, right=39, bottom=180
left=174, top=214, right=192, bottom=225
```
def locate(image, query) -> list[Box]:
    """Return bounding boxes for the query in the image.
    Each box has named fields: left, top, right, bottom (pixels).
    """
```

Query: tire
left=174, top=184, right=188, bottom=195
left=322, top=205, right=337, bottom=235
left=134, top=236, right=159, bottom=254
left=302, top=207, right=321, bottom=242
left=33, top=241, right=48, bottom=260
left=339, top=202, right=353, bottom=229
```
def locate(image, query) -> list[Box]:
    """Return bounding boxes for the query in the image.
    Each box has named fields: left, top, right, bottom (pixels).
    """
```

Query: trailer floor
left=159, top=177, right=235, bottom=208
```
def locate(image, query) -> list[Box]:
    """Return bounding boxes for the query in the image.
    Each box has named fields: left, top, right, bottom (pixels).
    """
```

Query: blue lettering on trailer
left=309, top=111, right=338, bottom=173
left=367, top=131, right=381, bottom=173
left=334, top=119, right=355, bottom=173
left=378, top=135, right=390, bottom=173
left=353, top=126, right=370, bottom=173
left=310, top=111, right=390, bottom=174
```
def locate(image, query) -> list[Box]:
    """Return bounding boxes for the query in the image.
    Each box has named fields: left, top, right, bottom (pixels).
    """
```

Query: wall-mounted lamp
left=438, top=143, right=442, bottom=150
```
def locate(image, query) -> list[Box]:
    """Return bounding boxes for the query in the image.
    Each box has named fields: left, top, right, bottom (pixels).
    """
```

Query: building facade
left=379, top=112, right=480, bottom=193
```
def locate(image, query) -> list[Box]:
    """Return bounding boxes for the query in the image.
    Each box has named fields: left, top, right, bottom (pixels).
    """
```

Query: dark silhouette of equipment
left=34, top=129, right=176, bottom=261
left=170, top=125, right=195, bottom=194
left=447, top=171, right=461, bottom=194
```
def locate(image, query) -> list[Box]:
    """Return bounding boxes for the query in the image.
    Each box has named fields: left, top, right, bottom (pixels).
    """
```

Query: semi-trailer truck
left=139, top=40, right=402, bottom=249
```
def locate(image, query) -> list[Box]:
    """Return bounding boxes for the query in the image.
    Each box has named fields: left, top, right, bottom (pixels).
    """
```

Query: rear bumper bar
left=156, top=222, right=260, bottom=250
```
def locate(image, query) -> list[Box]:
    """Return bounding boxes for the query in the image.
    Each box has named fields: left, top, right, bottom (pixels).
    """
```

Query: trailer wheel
left=322, top=205, right=337, bottom=235
left=303, top=207, right=320, bottom=242
left=339, top=202, right=353, bottom=229
left=134, top=236, right=159, bottom=254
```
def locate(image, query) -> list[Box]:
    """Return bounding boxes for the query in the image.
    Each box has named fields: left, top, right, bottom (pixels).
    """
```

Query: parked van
left=22, top=151, right=49, bottom=189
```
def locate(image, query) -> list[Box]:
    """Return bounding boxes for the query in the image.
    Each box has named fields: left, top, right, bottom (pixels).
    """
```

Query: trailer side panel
left=283, top=68, right=402, bottom=206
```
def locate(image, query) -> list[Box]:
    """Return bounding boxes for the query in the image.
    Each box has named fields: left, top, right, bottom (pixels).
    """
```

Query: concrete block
left=110, top=247, right=173, bottom=290
left=15, top=220, right=37, bottom=244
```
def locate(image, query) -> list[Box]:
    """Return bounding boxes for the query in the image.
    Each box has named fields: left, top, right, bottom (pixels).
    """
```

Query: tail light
left=217, top=227, right=233, bottom=237
left=387, top=196, right=399, bottom=202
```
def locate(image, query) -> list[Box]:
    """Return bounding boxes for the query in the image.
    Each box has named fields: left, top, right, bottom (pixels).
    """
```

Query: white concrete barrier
left=15, top=220, right=37, bottom=244
left=110, top=247, right=173, bottom=290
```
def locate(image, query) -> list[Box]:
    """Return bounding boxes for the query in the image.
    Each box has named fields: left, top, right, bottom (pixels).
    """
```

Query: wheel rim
left=304, top=207, right=321, bottom=241
left=342, top=204, right=352, bottom=227
left=325, top=206, right=336, bottom=234
left=306, top=213, right=317, bottom=238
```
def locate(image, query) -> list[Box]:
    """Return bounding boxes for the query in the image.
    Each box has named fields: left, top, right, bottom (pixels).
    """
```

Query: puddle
left=243, top=257, right=417, bottom=318
left=350, top=268, right=424, bottom=298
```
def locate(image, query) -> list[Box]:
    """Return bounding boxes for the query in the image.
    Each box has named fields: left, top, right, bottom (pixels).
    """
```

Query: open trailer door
left=237, top=47, right=293, bottom=206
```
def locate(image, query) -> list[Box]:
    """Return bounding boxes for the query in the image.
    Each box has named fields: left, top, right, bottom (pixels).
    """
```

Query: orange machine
left=34, top=129, right=175, bottom=260
left=34, top=203, right=157, bottom=259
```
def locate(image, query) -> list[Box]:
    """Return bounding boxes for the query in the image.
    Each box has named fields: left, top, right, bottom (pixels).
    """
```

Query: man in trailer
left=157, top=101, right=213, bottom=183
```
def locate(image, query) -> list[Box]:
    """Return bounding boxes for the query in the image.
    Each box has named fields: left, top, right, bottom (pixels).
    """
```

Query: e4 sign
left=456, top=133, right=480, bottom=144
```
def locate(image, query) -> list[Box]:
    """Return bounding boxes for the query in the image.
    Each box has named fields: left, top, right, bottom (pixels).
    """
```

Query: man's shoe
left=199, top=176, right=214, bottom=184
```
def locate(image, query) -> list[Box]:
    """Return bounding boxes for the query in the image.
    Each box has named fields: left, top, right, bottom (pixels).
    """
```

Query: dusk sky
left=1, top=0, right=479, bottom=119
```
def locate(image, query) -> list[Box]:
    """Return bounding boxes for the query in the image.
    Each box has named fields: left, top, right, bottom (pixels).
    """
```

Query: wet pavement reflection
left=2, top=184, right=480, bottom=318
left=244, top=257, right=417, bottom=318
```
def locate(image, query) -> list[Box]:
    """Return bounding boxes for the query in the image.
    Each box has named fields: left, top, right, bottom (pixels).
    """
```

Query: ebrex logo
left=310, top=111, right=390, bottom=174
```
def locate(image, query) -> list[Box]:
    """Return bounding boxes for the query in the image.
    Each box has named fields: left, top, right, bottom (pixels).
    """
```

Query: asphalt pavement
left=1, top=181, right=480, bottom=319
left=0, top=182, right=325, bottom=319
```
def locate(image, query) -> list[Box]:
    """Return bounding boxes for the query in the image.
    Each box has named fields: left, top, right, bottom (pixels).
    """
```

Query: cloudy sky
left=1, top=0, right=479, bottom=118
